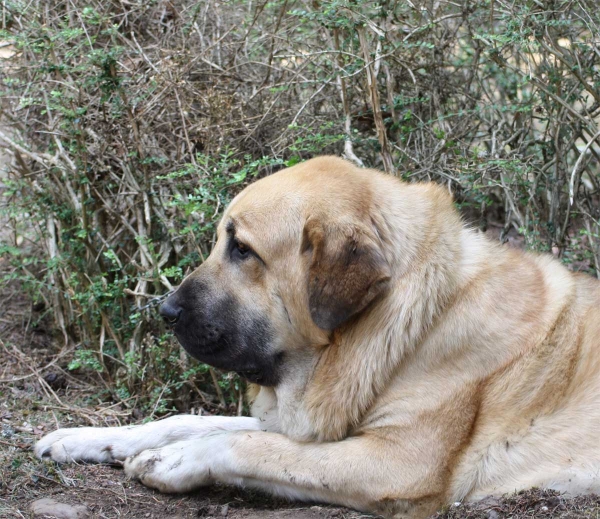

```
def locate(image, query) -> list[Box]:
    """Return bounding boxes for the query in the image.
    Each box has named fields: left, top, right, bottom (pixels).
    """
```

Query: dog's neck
left=300, top=182, right=471, bottom=441
left=254, top=183, right=483, bottom=442
left=251, top=351, right=319, bottom=439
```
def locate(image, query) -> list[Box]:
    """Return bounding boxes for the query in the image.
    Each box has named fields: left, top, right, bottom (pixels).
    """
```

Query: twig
left=358, top=26, right=394, bottom=174
left=209, top=367, right=226, bottom=408
left=569, top=130, right=600, bottom=205
left=333, top=28, right=363, bottom=167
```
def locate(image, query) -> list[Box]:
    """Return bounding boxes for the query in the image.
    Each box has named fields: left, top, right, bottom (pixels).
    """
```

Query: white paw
left=124, top=437, right=227, bottom=493
left=34, top=427, right=128, bottom=463
left=35, top=416, right=258, bottom=465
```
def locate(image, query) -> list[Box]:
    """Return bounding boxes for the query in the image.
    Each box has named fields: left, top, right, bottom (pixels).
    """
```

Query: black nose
left=160, top=300, right=182, bottom=326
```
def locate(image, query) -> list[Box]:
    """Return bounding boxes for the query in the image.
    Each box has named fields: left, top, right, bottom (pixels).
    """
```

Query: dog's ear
left=303, top=218, right=391, bottom=331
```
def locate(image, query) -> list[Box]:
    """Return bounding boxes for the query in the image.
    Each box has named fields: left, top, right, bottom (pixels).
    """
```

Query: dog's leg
left=124, top=430, right=442, bottom=518
left=35, top=415, right=260, bottom=463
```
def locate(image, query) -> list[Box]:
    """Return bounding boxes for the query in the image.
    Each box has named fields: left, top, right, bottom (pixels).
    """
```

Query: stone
left=30, top=498, right=89, bottom=519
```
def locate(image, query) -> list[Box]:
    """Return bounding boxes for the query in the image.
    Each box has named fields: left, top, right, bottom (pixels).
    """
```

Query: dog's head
left=160, top=157, right=391, bottom=386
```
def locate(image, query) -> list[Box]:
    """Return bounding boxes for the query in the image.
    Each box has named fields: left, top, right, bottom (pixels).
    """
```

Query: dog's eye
left=232, top=240, right=251, bottom=260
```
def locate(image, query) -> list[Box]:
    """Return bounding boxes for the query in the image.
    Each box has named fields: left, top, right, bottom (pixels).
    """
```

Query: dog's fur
left=36, top=157, right=600, bottom=518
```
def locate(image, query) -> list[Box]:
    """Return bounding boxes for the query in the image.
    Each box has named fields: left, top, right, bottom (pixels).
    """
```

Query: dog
left=36, top=156, right=600, bottom=518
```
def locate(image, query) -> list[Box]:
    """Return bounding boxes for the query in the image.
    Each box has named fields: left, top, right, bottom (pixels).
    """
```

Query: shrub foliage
left=1, top=0, right=598, bottom=412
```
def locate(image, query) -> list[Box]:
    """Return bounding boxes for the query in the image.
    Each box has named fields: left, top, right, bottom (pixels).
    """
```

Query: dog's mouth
left=173, top=332, right=283, bottom=386
left=163, top=297, right=282, bottom=387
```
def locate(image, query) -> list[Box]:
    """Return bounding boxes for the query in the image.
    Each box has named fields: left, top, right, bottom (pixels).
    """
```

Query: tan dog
left=36, top=157, right=600, bottom=518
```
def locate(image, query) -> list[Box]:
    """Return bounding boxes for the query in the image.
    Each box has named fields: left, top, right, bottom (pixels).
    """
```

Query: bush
left=0, top=0, right=598, bottom=413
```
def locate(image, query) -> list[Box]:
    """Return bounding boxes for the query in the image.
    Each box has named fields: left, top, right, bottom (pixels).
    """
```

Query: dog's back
left=448, top=251, right=600, bottom=501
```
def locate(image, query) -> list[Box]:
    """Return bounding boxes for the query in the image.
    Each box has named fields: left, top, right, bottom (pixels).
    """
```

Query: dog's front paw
left=35, top=427, right=131, bottom=463
left=124, top=437, right=226, bottom=493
